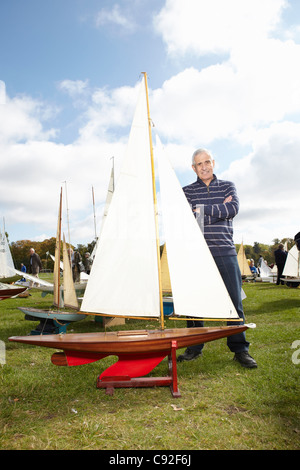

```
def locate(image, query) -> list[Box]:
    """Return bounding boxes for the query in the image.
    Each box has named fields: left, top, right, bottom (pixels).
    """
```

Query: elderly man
left=178, top=148, right=257, bottom=368
left=29, top=248, right=42, bottom=286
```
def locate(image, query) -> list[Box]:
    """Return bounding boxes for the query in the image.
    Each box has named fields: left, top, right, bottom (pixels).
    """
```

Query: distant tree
left=10, top=238, right=57, bottom=272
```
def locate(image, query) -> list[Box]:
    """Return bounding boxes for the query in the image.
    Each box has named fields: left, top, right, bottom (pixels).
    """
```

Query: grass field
left=0, top=279, right=299, bottom=450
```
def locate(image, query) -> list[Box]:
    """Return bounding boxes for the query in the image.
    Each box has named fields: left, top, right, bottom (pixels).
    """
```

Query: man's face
left=192, top=152, right=215, bottom=185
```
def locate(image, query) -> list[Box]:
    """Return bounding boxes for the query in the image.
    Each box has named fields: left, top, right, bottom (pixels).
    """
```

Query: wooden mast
left=54, top=188, right=63, bottom=309
left=142, top=72, right=165, bottom=330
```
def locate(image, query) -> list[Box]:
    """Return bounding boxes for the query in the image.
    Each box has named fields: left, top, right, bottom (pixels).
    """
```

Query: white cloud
left=154, top=0, right=287, bottom=56
left=0, top=91, right=57, bottom=144
left=95, top=4, right=136, bottom=32
left=150, top=36, right=300, bottom=147
left=58, top=79, right=89, bottom=98
left=77, top=82, right=140, bottom=142
left=220, top=121, right=300, bottom=243
left=0, top=81, right=6, bottom=104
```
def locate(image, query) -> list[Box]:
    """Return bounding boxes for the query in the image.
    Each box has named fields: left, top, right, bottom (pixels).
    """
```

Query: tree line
left=8, top=235, right=294, bottom=273
left=236, top=238, right=294, bottom=267
left=9, top=237, right=96, bottom=273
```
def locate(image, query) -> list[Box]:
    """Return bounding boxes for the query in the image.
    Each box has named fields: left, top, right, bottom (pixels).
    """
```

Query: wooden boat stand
left=96, top=340, right=181, bottom=398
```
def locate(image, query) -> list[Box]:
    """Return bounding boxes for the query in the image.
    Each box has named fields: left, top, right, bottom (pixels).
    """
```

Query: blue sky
left=1, top=0, right=300, bottom=250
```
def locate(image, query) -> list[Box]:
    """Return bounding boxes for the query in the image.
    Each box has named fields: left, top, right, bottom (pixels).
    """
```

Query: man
left=274, top=243, right=287, bottom=285
left=29, top=248, right=42, bottom=286
left=178, top=148, right=257, bottom=368
left=68, top=247, right=83, bottom=282
left=84, top=252, right=93, bottom=275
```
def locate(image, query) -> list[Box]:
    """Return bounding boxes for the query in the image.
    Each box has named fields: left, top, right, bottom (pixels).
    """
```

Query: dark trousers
left=187, top=255, right=250, bottom=354
left=276, top=264, right=285, bottom=285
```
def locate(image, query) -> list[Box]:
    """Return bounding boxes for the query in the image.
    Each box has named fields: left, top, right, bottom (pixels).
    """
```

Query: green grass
left=0, top=279, right=299, bottom=450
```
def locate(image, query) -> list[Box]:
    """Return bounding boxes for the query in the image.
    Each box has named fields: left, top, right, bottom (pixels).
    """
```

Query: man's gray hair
left=192, top=148, right=213, bottom=165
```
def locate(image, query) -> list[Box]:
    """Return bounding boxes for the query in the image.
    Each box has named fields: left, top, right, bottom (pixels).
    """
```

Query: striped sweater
left=183, top=175, right=239, bottom=257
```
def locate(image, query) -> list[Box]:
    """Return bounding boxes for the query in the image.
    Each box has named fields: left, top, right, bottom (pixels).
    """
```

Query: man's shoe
left=234, top=351, right=257, bottom=368
left=177, top=349, right=202, bottom=362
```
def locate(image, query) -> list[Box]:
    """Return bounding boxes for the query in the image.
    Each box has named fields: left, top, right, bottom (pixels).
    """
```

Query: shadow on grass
left=246, top=298, right=299, bottom=316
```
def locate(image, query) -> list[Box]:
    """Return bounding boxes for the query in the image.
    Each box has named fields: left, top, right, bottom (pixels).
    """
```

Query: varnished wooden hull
left=9, top=325, right=249, bottom=355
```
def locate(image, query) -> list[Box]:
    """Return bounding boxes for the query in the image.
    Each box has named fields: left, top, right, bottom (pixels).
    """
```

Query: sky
left=1, top=0, right=300, bottom=250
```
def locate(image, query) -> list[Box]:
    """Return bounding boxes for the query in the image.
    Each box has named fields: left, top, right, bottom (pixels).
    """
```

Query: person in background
left=274, top=243, right=287, bottom=285
left=29, top=248, right=42, bottom=286
left=20, top=263, right=26, bottom=282
left=68, top=247, right=83, bottom=282
left=249, top=259, right=258, bottom=278
left=84, top=252, right=93, bottom=274
left=177, top=148, right=257, bottom=369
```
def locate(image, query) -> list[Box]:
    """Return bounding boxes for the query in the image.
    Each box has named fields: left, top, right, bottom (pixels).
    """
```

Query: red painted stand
left=96, top=340, right=181, bottom=397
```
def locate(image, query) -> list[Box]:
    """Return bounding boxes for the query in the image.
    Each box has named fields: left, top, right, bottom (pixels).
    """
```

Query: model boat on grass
left=10, top=73, right=255, bottom=395
left=281, top=244, right=300, bottom=287
left=0, top=228, right=21, bottom=284
left=0, top=282, right=27, bottom=300
left=17, top=189, right=86, bottom=334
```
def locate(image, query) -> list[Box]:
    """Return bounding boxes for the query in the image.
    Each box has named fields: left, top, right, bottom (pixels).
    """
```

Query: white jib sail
left=156, top=135, right=238, bottom=319
left=81, top=76, right=160, bottom=317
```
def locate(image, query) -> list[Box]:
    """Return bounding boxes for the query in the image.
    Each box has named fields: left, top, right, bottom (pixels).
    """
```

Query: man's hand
left=223, top=195, right=232, bottom=203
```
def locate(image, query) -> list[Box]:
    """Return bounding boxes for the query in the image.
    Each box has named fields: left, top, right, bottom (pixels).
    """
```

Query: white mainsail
left=282, top=244, right=299, bottom=277
left=80, top=75, right=239, bottom=321
left=81, top=75, right=159, bottom=317
left=0, top=229, right=16, bottom=277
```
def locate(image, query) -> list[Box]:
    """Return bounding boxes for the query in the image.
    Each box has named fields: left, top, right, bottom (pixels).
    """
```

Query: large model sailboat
left=10, top=74, right=255, bottom=395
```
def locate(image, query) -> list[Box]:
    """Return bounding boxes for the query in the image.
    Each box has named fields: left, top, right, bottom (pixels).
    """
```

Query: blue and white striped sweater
left=183, top=175, right=239, bottom=257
